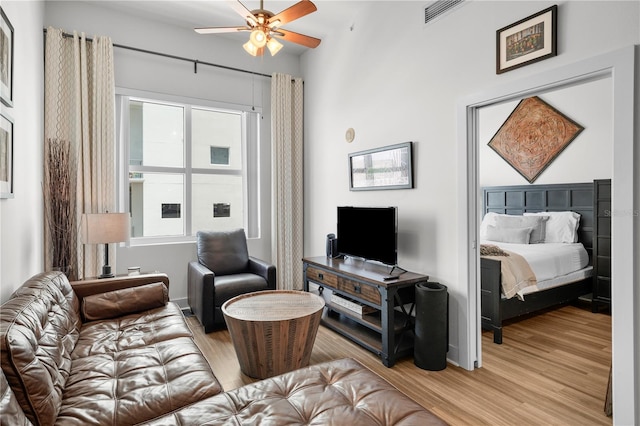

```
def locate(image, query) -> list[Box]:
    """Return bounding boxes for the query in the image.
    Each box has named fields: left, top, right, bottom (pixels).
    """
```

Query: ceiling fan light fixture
left=249, top=28, right=267, bottom=47
left=196, top=0, right=321, bottom=57
left=268, top=19, right=281, bottom=29
left=243, top=40, right=260, bottom=56
left=246, top=16, right=258, bottom=27
left=266, top=37, right=283, bottom=56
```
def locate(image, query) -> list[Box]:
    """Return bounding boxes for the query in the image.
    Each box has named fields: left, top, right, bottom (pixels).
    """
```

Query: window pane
left=192, top=174, right=244, bottom=232
left=192, top=108, right=242, bottom=170
left=161, top=203, right=181, bottom=218
left=130, top=172, right=184, bottom=237
left=130, top=101, right=184, bottom=167
left=210, top=146, right=230, bottom=165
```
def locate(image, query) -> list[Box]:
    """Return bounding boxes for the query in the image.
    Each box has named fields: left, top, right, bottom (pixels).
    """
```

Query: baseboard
left=171, top=297, right=191, bottom=314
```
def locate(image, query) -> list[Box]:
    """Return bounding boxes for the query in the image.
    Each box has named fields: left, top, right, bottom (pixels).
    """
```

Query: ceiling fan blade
left=273, top=29, right=321, bottom=48
left=227, top=0, right=258, bottom=25
left=269, top=0, right=317, bottom=27
left=195, top=26, right=251, bottom=34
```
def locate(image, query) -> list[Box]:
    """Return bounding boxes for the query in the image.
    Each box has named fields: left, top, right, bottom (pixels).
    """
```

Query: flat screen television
left=337, top=206, right=397, bottom=266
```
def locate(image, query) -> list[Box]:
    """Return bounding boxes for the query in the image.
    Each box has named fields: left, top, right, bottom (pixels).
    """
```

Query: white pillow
left=492, top=214, right=548, bottom=244
left=484, top=225, right=533, bottom=244
left=479, top=212, right=498, bottom=240
left=524, top=211, right=581, bottom=243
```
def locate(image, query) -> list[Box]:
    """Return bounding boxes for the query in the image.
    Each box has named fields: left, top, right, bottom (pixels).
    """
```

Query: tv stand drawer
left=306, top=266, right=381, bottom=306
left=337, top=277, right=381, bottom=305
left=306, top=266, right=338, bottom=287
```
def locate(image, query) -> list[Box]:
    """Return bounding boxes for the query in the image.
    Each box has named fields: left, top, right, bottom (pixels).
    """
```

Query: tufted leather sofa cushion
left=0, top=369, right=33, bottom=426
left=72, top=302, right=193, bottom=359
left=141, top=358, right=447, bottom=426
left=0, top=272, right=81, bottom=425
left=57, top=336, right=221, bottom=425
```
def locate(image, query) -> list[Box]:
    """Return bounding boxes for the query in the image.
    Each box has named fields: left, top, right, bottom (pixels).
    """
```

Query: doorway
left=457, top=47, right=636, bottom=422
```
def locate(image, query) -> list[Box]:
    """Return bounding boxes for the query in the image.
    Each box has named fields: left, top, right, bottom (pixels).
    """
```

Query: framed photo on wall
left=1, top=111, right=13, bottom=198
left=349, top=142, right=413, bottom=191
left=496, top=5, right=557, bottom=74
left=0, top=7, right=13, bottom=107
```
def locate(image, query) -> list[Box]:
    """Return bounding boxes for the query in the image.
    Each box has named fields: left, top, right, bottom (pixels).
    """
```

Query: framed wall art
left=0, top=7, right=13, bottom=107
left=349, top=142, right=413, bottom=191
left=1, top=112, right=13, bottom=198
left=496, top=5, right=557, bottom=74
left=487, top=96, right=584, bottom=183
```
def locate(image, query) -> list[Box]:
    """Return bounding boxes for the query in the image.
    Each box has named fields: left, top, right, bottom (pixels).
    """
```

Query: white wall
left=0, top=1, right=45, bottom=302
left=301, top=0, right=638, bottom=419
left=42, top=1, right=302, bottom=304
left=479, top=76, right=612, bottom=186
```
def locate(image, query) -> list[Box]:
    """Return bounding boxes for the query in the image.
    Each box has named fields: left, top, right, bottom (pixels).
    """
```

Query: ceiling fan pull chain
left=194, top=60, right=198, bottom=74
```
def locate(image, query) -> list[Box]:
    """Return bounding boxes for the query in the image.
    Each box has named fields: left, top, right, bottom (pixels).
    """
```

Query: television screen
left=337, top=206, right=397, bottom=266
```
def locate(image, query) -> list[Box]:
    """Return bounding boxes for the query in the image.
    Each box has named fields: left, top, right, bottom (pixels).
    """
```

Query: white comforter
left=481, top=241, right=589, bottom=282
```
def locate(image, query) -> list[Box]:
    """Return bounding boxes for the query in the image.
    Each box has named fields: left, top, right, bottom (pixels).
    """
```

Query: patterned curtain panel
left=271, top=74, right=304, bottom=290
left=44, top=27, right=116, bottom=280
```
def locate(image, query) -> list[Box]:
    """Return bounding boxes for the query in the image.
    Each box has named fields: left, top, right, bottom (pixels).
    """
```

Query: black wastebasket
left=414, top=282, right=448, bottom=371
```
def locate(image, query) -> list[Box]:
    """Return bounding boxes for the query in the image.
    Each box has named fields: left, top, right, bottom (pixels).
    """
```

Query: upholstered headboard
left=482, top=182, right=594, bottom=261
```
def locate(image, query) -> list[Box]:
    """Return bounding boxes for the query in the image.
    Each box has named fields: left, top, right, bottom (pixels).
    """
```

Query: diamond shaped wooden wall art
left=488, top=96, right=584, bottom=183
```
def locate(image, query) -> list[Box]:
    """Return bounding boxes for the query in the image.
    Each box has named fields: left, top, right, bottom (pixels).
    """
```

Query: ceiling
left=93, top=0, right=367, bottom=55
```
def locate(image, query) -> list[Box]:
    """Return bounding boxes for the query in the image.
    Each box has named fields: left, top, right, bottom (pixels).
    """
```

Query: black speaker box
left=414, top=282, right=449, bottom=371
left=326, top=233, right=338, bottom=258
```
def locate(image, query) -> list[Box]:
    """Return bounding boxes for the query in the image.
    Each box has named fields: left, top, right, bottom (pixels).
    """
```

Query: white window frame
left=116, top=88, right=261, bottom=245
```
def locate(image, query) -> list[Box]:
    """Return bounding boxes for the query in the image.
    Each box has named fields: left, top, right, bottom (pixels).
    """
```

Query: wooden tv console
left=302, top=256, right=429, bottom=367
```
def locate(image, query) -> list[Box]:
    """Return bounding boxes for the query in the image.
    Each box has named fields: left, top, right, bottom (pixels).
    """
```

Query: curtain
left=271, top=73, right=304, bottom=290
left=44, top=27, right=116, bottom=280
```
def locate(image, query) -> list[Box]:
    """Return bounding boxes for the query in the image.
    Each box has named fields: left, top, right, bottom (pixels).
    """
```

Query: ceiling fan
left=195, top=0, right=321, bottom=57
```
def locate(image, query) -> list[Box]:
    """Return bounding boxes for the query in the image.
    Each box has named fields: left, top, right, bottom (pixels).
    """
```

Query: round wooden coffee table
left=222, top=290, right=325, bottom=379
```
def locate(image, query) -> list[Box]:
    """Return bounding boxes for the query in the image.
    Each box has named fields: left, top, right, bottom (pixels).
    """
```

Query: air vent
left=424, top=0, right=465, bottom=25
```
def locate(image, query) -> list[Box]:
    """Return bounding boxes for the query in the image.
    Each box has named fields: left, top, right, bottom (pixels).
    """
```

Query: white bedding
left=482, top=241, right=589, bottom=281
left=481, top=240, right=592, bottom=299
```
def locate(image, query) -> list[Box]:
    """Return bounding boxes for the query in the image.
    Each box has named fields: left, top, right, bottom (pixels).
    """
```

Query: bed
left=480, top=182, right=595, bottom=344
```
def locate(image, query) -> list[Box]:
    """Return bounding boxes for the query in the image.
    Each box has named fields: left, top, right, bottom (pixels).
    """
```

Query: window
left=162, top=203, right=181, bottom=219
left=210, top=146, right=230, bottom=165
left=117, top=91, right=260, bottom=243
left=213, top=203, right=231, bottom=218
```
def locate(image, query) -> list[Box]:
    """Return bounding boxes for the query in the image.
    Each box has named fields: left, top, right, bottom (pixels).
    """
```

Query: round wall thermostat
left=345, top=128, right=355, bottom=143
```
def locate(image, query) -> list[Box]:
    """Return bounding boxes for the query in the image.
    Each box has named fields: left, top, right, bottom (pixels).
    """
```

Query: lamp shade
left=266, top=37, right=283, bottom=56
left=249, top=29, right=267, bottom=48
left=243, top=40, right=259, bottom=56
left=81, top=213, right=130, bottom=244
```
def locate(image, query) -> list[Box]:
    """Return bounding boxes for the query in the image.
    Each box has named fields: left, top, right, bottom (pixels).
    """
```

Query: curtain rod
left=43, top=28, right=272, bottom=79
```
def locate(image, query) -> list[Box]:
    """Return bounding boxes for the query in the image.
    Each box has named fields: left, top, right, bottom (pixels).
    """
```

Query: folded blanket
left=480, top=244, right=510, bottom=257
left=482, top=249, right=537, bottom=300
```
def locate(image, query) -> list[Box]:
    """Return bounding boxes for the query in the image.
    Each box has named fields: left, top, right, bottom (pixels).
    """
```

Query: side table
left=222, top=290, right=325, bottom=379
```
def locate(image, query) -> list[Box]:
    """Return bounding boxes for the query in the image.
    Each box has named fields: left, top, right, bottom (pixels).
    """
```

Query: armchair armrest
left=188, top=261, right=215, bottom=330
left=70, top=272, right=170, bottom=303
left=248, top=257, right=276, bottom=290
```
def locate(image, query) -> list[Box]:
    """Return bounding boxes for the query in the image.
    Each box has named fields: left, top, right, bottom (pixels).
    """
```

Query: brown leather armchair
left=188, top=229, right=276, bottom=332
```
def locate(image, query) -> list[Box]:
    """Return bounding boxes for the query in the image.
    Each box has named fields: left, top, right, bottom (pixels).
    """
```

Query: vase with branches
left=44, top=138, right=78, bottom=280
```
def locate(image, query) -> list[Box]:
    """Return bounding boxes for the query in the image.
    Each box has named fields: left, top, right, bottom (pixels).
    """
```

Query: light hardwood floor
left=187, top=303, right=611, bottom=425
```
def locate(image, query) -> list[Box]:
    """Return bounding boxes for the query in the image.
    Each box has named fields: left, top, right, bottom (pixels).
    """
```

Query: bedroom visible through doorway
left=458, top=46, right=636, bottom=422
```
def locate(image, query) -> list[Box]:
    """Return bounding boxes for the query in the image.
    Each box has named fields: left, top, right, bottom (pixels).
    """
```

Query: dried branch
left=43, top=138, right=78, bottom=280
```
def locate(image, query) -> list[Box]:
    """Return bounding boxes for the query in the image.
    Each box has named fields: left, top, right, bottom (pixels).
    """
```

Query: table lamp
left=81, top=213, right=130, bottom=278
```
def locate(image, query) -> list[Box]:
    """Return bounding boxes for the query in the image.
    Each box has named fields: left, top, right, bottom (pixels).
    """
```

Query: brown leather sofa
left=1, top=271, right=446, bottom=425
